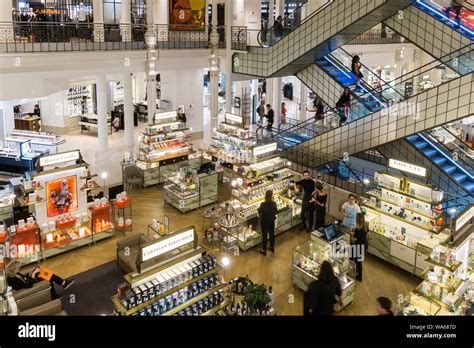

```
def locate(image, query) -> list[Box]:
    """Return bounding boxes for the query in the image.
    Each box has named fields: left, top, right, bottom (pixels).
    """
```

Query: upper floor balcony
left=0, top=22, right=249, bottom=53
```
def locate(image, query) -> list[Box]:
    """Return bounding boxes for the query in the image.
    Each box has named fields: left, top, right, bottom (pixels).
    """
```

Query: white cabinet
left=416, top=251, right=430, bottom=271
left=390, top=241, right=416, bottom=265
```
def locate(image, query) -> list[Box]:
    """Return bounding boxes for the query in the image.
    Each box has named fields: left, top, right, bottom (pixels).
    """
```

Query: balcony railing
left=0, top=22, right=247, bottom=53
left=347, top=29, right=405, bottom=45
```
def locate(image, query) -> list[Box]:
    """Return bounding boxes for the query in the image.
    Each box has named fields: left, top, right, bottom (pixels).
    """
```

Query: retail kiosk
left=112, top=226, right=229, bottom=316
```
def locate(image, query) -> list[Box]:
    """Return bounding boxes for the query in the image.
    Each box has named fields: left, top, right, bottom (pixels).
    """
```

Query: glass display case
left=0, top=139, right=41, bottom=173
left=292, top=238, right=355, bottom=311
left=164, top=169, right=200, bottom=213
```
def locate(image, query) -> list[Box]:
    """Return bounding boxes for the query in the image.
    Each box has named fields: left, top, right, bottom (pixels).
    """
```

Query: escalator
left=268, top=45, right=473, bottom=152
left=384, top=0, right=473, bottom=62
left=233, top=0, right=413, bottom=78
left=406, top=127, right=474, bottom=193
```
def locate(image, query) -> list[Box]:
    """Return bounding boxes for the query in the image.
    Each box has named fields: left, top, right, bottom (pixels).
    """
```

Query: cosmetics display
left=226, top=277, right=277, bottom=316
left=136, top=111, right=201, bottom=187
left=112, top=230, right=230, bottom=317
left=13, top=113, right=41, bottom=132
left=67, top=84, right=94, bottom=117
left=8, top=220, right=41, bottom=263
left=112, top=193, right=132, bottom=233
left=397, top=293, right=440, bottom=316
left=78, top=114, right=112, bottom=134
left=364, top=171, right=450, bottom=275
left=112, top=81, right=124, bottom=107
left=164, top=166, right=219, bottom=213
left=0, top=139, right=40, bottom=173
left=292, top=234, right=355, bottom=311
left=8, top=130, right=65, bottom=155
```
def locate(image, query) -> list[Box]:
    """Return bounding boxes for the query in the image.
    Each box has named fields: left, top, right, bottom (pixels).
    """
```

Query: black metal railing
left=0, top=22, right=247, bottom=53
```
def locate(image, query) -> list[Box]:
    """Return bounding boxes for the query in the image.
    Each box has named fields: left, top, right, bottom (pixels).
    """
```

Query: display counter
left=14, top=114, right=40, bottom=131
left=112, top=227, right=229, bottom=316
left=8, top=130, right=65, bottom=155
left=0, top=138, right=41, bottom=174
left=78, top=114, right=112, bottom=135
left=292, top=230, right=355, bottom=311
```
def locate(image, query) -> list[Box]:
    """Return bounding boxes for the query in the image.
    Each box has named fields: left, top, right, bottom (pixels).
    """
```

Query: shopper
left=304, top=260, right=342, bottom=316
left=294, top=170, right=316, bottom=232
left=257, top=100, right=266, bottom=124
left=177, top=107, right=187, bottom=124
left=281, top=102, right=287, bottom=125
left=266, top=104, right=274, bottom=135
left=446, top=0, right=464, bottom=28
left=6, top=261, right=74, bottom=299
left=258, top=190, right=278, bottom=256
left=351, top=213, right=368, bottom=281
left=314, top=97, right=325, bottom=122
left=341, top=194, right=361, bottom=230
left=311, top=181, right=327, bottom=230
left=376, top=297, right=394, bottom=316
left=351, top=55, right=363, bottom=85
left=336, top=87, right=351, bottom=126
left=274, top=15, right=284, bottom=40
left=113, top=115, right=120, bottom=132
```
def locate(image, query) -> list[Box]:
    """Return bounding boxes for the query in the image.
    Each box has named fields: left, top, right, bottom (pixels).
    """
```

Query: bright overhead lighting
left=221, top=256, right=230, bottom=267
left=101, top=172, right=108, bottom=179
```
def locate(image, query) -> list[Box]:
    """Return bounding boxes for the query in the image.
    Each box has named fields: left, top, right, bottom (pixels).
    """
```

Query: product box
left=139, top=284, right=149, bottom=302
left=183, top=264, right=192, bottom=280
left=146, top=305, right=153, bottom=316
left=151, top=279, right=161, bottom=296
left=161, top=272, right=171, bottom=291
left=134, top=287, right=143, bottom=305
left=166, top=270, right=177, bottom=288
left=145, top=281, right=155, bottom=299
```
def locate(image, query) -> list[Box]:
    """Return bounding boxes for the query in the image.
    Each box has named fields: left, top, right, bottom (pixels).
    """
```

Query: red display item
left=90, top=202, right=111, bottom=212
left=0, top=231, right=8, bottom=243
left=55, top=216, right=77, bottom=230
left=16, top=223, right=39, bottom=234
left=113, top=196, right=132, bottom=209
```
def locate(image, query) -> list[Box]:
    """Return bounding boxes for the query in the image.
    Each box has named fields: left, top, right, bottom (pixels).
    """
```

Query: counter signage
left=141, top=228, right=195, bottom=262
left=39, top=151, right=80, bottom=167
left=388, top=159, right=426, bottom=177
left=154, top=111, right=178, bottom=121
left=225, top=113, right=243, bottom=124
left=253, top=142, right=277, bottom=157
left=454, top=206, right=473, bottom=233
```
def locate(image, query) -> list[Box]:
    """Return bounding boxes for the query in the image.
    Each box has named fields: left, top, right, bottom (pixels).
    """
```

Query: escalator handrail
left=258, top=0, right=334, bottom=48
left=440, top=125, right=474, bottom=150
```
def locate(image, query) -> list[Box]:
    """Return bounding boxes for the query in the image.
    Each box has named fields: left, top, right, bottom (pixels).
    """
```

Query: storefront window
left=102, top=0, right=146, bottom=24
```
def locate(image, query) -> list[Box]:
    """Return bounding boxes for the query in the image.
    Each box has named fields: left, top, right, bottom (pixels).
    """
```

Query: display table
left=14, top=114, right=40, bottom=131
left=79, top=114, right=112, bottom=135
left=293, top=227, right=355, bottom=311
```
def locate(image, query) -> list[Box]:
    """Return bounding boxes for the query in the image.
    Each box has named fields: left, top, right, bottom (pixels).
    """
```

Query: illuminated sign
left=389, top=159, right=426, bottom=177
left=455, top=206, right=473, bottom=232
left=154, top=111, right=178, bottom=120
left=141, top=228, right=195, bottom=262
left=253, top=142, right=277, bottom=157
left=225, top=113, right=243, bottom=124
left=39, top=151, right=80, bottom=167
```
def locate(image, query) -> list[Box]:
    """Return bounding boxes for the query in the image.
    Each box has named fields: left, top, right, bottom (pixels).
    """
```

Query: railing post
left=93, top=0, right=105, bottom=42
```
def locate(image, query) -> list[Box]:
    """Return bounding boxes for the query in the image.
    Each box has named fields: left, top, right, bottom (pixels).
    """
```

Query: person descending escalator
left=336, top=88, right=351, bottom=126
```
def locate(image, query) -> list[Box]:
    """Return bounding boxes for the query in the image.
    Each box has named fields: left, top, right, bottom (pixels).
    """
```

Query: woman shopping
left=311, top=181, right=327, bottom=230
left=351, top=213, right=368, bottom=281
left=341, top=194, right=361, bottom=230
left=258, top=190, right=278, bottom=256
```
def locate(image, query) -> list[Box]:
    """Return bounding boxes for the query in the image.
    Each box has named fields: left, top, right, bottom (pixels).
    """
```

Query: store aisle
left=40, top=183, right=418, bottom=316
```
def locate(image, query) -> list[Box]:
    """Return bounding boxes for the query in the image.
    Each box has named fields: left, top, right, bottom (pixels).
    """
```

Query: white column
left=273, top=78, right=282, bottom=125
left=225, top=0, right=233, bottom=113
left=209, top=0, right=220, bottom=132
left=146, top=75, right=156, bottom=125
left=300, top=85, right=307, bottom=121
left=120, top=0, right=132, bottom=42
left=93, top=0, right=105, bottom=42
left=265, top=78, right=273, bottom=106
left=96, top=75, right=108, bottom=152
left=124, top=72, right=134, bottom=149
left=276, top=0, right=284, bottom=18
left=268, top=0, right=275, bottom=28
left=0, top=0, right=14, bottom=43
left=145, top=0, right=157, bottom=125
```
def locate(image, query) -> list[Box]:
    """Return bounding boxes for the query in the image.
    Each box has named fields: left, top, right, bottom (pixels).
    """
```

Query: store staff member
left=294, top=170, right=315, bottom=232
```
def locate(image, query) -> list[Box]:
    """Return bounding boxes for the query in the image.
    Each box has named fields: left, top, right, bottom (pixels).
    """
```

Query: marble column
left=225, top=0, right=233, bottom=113
left=120, top=0, right=132, bottom=42
left=300, top=84, right=307, bottom=121
left=209, top=0, right=220, bottom=132
left=96, top=75, right=108, bottom=152
left=0, top=0, right=14, bottom=43
left=92, top=0, right=104, bottom=42
left=124, top=72, right=134, bottom=149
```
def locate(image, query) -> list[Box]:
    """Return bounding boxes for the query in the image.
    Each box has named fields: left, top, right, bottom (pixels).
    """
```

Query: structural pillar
left=120, top=0, right=132, bottom=42
left=225, top=0, right=233, bottom=113
left=96, top=75, right=108, bottom=152
left=209, top=0, right=220, bottom=132
left=273, top=78, right=282, bottom=125
left=0, top=0, right=14, bottom=43
left=92, top=0, right=105, bottom=42
left=300, top=85, right=307, bottom=121
left=145, top=0, right=158, bottom=125
left=124, top=72, right=134, bottom=149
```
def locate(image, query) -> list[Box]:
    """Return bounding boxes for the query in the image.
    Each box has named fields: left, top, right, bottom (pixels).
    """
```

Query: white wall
left=0, top=101, right=15, bottom=141
left=39, top=91, right=68, bottom=133
left=160, top=68, right=205, bottom=136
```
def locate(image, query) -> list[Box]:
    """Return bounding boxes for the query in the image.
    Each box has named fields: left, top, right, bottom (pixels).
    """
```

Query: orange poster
left=46, top=176, right=78, bottom=217
left=169, top=0, right=206, bottom=30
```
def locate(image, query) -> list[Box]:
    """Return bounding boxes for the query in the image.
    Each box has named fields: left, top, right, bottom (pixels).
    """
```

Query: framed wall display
left=46, top=176, right=78, bottom=217
left=234, top=97, right=241, bottom=109
left=169, top=0, right=206, bottom=30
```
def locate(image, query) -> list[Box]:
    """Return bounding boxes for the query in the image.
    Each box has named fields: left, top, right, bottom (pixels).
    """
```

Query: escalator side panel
left=297, top=63, right=342, bottom=108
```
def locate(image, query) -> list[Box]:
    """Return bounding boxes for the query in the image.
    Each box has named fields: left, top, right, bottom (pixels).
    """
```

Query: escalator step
left=442, top=165, right=457, bottom=174
left=413, top=141, right=428, bottom=149
left=432, top=156, right=447, bottom=165
left=406, top=134, right=420, bottom=142
left=423, top=149, right=438, bottom=157
left=452, top=173, right=468, bottom=182
left=463, top=181, right=474, bottom=192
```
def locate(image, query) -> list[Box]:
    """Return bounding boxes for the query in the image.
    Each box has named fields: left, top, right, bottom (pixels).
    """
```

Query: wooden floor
left=40, top=183, right=418, bottom=315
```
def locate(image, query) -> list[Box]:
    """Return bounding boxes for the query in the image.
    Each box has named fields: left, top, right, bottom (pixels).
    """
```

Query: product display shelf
left=424, top=257, right=462, bottom=273
left=292, top=236, right=355, bottom=311
left=112, top=265, right=223, bottom=316
left=112, top=197, right=133, bottom=234
left=419, top=268, right=464, bottom=292
left=398, top=293, right=441, bottom=316
left=413, top=282, right=465, bottom=313
left=41, top=224, right=94, bottom=259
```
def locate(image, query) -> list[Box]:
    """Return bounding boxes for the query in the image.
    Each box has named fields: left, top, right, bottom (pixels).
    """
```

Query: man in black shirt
left=266, top=104, right=274, bottom=135
left=295, top=170, right=316, bottom=232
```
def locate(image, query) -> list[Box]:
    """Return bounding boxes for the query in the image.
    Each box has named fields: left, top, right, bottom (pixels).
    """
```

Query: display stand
left=113, top=196, right=132, bottom=235
left=14, top=114, right=40, bottom=131
left=136, top=111, right=201, bottom=188
left=111, top=226, right=229, bottom=316
left=292, top=226, right=355, bottom=311
left=79, top=114, right=112, bottom=135
left=89, top=200, right=114, bottom=243
left=363, top=171, right=450, bottom=275
left=0, top=138, right=41, bottom=173
left=8, top=130, right=65, bottom=155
